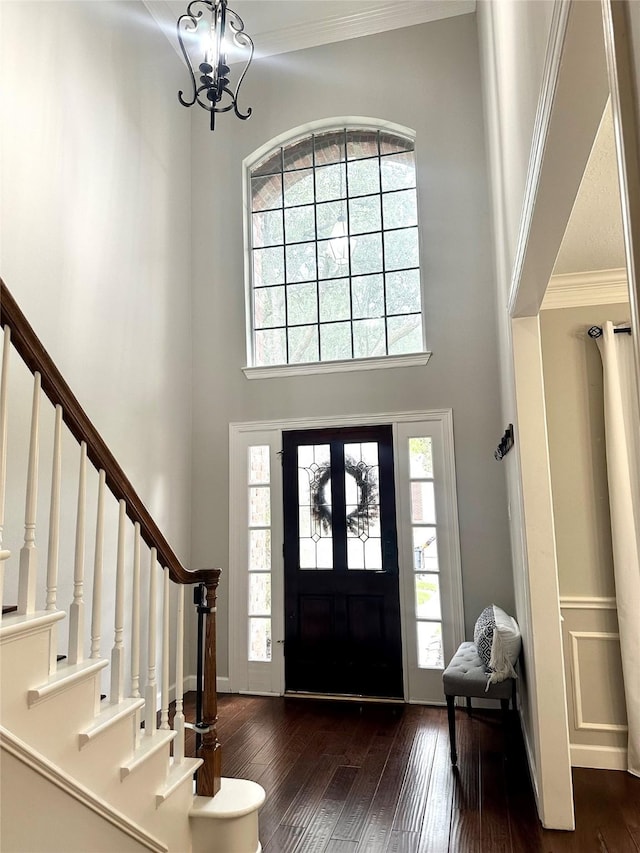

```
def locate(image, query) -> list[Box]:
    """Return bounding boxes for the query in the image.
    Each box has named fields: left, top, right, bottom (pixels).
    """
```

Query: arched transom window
left=247, top=125, right=424, bottom=368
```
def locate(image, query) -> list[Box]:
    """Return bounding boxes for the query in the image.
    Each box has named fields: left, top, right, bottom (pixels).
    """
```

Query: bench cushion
left=442, top=641, right=513, bottom=700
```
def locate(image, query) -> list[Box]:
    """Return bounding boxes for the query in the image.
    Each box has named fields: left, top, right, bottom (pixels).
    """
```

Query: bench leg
left=501, top=698, right=510, bottom=756
left=446, top=695, right=457, bottom=765
left=466, top=697, right=472, bottom=716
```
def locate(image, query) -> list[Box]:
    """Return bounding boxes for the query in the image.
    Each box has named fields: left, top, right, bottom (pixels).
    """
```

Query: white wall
left=189, top=15, right=514, bottom=676
left=1, top=1, right=193, bottom=687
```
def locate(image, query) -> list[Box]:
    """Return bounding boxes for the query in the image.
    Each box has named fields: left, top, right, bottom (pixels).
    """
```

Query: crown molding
left=542, top=267, right=629, bottom=309
left=143, top=1, right=476, bottom=62
left=250, top=2, right=476, bottom=60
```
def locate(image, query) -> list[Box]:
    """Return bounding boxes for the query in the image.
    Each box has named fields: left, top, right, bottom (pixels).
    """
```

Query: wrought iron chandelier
left=177, top=0, right=253, bottom=131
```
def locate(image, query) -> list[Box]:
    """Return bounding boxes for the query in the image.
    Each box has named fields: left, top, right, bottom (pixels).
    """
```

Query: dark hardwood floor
left=182, top=693, right=640, bottom=852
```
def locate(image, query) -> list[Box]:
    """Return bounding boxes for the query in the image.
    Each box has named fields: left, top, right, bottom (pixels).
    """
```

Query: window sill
left=243, top=351, right=432, bottom=380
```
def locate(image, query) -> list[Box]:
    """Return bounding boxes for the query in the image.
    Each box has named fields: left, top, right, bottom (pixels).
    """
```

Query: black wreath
left=311, top=456, right=378, bottom=535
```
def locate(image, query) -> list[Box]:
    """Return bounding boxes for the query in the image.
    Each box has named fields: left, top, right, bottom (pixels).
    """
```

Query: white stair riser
left=60, top=713, right=141, bottom=798
left=4, top=675, right=102, bottom=765
left=108, top=761, right=195, bottom=853
left=0, top=628, right=56, bottom=719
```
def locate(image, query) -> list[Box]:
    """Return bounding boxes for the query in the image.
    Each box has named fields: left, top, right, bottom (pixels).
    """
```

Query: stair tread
left=0, top=609, right=65, bottom=641
left=156, top=757, right=202, bottom=806
left=190, top=777, right=266, bottom=819
left=120, top=729, right=176, bottom=779
left=79, top=697, right=145, bottom=748
left=28, top=658, right=108, bottom=706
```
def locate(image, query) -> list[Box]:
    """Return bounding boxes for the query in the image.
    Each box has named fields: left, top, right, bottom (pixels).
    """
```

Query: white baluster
left=90, top=470, right=106, bottom=659
left=0, top=326, right=11, bottom=611
left=110, top=499, right=126, bottom=704
left=131, top=523, right=141, bottom=699
left=18, top=371, right=41, bottom=615
left=46, top=405, right=63, bottom=672
left=145, top=547, right=158, bottom=736
left=68, top=441, right=87, bottom=664
left=173, top=585, right=185, bottom=765
left=160, top=568, right=170, bottom=730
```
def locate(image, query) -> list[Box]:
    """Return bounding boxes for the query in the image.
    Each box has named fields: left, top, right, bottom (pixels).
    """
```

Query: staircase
left=0, top=280, right=265, bottom=852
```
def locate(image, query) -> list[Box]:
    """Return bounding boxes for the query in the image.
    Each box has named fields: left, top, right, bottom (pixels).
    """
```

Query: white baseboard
left=520, top=714, right=541, bottom=815
left=184, top=676, right=197, bottom=693
left=571, top=743, right=628, bottom=771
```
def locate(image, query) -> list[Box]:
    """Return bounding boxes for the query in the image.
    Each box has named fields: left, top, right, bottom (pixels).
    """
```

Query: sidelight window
left=247, top=445, right=272, bottom=661
left=408, top=436, right=444, bottom=668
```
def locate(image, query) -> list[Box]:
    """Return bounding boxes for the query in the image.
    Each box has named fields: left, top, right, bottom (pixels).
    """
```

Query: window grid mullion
left=280, top=148, right=290, bottom=365
left=343, top=128, right=355, bottom=360
left=377, top=131, right=390, bottom=356
left=312, top=134, right=321, bottom=360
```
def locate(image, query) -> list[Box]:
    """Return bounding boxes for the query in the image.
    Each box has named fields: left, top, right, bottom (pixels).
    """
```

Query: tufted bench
left=442, top=641, right=516, bottom=765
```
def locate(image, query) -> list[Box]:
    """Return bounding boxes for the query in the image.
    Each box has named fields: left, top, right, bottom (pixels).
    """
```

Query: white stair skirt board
left=0, top=726, right=168, bottom=853
left=190, top=777, right=266, bottom=853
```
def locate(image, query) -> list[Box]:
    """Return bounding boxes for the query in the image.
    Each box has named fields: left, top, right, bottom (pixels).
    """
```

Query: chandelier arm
left=231, top=32, right=254, bottom=120
left=177, top=13, right=201, bottom=107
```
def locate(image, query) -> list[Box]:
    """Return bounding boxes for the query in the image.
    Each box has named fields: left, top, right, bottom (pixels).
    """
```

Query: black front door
left=283, top=425, right=403, bottom=698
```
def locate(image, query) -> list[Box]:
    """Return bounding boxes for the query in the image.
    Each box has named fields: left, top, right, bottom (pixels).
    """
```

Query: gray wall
left=189, top=15, right=514, bottom=675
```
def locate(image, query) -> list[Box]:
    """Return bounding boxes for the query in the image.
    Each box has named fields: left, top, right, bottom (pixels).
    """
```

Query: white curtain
left=597, top=322, right=640, bottom=777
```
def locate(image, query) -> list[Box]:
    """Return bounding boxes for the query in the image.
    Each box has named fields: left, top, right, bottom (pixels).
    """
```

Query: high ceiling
left=144, top=0, right=475, bottom=59
left=553, top=100, right=625, bottom=276
left=144, top=0, right=622, bottom=279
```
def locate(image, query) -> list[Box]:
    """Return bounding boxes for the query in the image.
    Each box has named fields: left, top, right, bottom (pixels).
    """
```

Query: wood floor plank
left=478, top=712, right=512, bottom=853
left=324, top=840, right=359, bottom=853
left=448, top=708, right=481, bottom=853
left=281, top=754, right=343, bottom=828
left=572, top=768, right=639, bottom=853
left=355, top=752, right=412, bottom=851
left=417, top=714, right=454, bottom=853
left=387, top=830, right=419, bottom=852
left=262, top=824, right=306, bottom=852
left=604, top=769, right=640, bottom=848
left=295, top=801, right=350, bottom=853
left=293, top=766, right=360, bottom=853
left=331, top=733, right=399, bottom=843
left=392, top=723, right=439, bottom=832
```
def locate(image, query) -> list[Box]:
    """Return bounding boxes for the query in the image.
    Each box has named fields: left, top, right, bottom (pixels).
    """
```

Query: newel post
left=196, top=579, right=222, bottom=797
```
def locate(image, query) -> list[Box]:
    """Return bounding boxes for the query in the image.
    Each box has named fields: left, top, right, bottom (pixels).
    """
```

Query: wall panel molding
left=569, top=630, right=627, bottom=732
left=560, top=595, right=617, bottom=610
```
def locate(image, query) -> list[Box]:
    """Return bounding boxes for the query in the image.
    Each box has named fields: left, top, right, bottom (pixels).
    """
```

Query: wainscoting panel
left=560, top=598, right=628, bottom=770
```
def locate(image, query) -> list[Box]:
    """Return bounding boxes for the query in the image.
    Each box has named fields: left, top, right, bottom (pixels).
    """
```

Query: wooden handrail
left=0, top=279, right=218, bottom=588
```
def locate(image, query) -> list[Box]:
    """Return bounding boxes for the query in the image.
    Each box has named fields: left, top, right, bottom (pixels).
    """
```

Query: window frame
left=242, top=117, right=431, bottom=378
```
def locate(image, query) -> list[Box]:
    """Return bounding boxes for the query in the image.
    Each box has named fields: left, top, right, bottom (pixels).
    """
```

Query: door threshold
left=284, top=690, right=404, bottom=704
